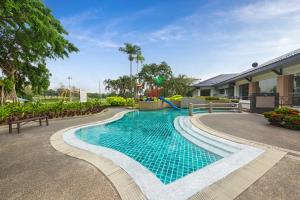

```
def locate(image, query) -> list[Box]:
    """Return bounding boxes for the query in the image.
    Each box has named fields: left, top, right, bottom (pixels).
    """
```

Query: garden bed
left=0, top=101, right=109, bottom=125
left=264, top=107, right=300, bottom=130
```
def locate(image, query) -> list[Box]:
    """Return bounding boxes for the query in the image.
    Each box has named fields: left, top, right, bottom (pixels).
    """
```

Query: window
left=219, top=89, right=225, bottom=95
left=200, top=89, right=210, bottom=96
left=294, top=73, right=300, bottom=94
left=239, top=84, right=249, bottom=100
left=259, top=78, right=277, bottom=93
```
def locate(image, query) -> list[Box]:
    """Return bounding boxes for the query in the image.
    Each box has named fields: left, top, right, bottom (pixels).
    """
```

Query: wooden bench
left=8, top=116, right=49, bottom=134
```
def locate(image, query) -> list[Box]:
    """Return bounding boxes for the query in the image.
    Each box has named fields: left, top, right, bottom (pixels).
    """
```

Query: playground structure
left=159, top=96, right=179, bottom=109
left=140, top=76, right=180, bottom=110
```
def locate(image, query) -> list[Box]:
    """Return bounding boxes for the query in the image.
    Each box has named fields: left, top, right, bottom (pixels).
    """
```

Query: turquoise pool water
left=75, top=109, right=222, bottom=184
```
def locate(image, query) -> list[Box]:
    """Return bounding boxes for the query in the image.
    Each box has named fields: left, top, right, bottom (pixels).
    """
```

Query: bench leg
left=46, top=117, right=49, bottom=126
left=39, top=119, right=42, bottom=126
left=9, top=124, right=12, bottom=134
left=17, top=123, right=20, bottom=134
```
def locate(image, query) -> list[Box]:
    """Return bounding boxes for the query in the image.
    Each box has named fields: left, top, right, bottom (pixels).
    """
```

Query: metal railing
left=188, top=102, right=242, bottom=116
left=279, top=95, right=300, bottom=107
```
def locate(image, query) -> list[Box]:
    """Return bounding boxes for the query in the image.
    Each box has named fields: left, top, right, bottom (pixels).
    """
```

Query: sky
left=44, top=0, right=300, bottom=92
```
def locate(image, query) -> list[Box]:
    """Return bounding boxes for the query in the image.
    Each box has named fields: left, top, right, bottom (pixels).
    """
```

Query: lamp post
left=98, top=80, right=101, bottom=99
left=67, top=76, right=72, bottom=102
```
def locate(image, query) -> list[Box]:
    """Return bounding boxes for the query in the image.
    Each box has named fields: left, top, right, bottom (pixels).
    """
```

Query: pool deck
left=0, top=109, right=299, bottom=200
left=0, top=108, right=127, bottom=200
left=197, top=113, right=300, bottom=153
left=194, top=113, right=300, bottom=200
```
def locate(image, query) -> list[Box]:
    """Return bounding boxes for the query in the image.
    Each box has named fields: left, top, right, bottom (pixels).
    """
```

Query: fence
left=188, top=102, right=242, bottom=116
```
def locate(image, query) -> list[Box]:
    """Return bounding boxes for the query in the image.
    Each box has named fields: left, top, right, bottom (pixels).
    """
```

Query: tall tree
left=119, top=43, right=141, bottom=97
left=104, top=75, right=137, bottom=98
left=0, top=0, right=78, bottom=101
left=163, top=74, right=196, bottom=96
left=138, top=62, right=173, bottom=89
left=135, top=53, right=145, bottom=75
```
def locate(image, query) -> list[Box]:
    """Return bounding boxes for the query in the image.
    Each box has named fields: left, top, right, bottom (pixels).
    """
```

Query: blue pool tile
left=76, top=109, right=222, bottom=184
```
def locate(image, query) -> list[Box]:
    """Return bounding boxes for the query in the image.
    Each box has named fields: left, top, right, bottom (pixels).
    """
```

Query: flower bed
left=264, top=107, right=300, bottom=130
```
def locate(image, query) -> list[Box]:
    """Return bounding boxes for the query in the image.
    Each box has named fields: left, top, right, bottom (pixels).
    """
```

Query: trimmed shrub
left=264, top=107, right=300, bottom=130
left=125, top=98, right=135, bottom=106
left=166, top=95, right=183, bottom=101
left=204, top=96, right=220, bottom=101
left=283, top=115, right=300, bottom=130
left=274, top=107, right=299, bottom=115
left=0, top=100, right=109, bottom=124
left=230, top=99, right=239, bottom=103
left=106, top=96, right=126, bottom=106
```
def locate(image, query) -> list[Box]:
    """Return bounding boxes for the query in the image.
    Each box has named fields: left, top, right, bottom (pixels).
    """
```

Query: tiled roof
left=217, top=48, right=300, bottom=85
left=193, top=74, right=238, bottom=87
left=193, top=48, right=300, bottom=88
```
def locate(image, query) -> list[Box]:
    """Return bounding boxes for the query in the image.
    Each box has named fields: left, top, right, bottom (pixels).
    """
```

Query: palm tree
left=135, top=53, right=145, bottom=98
left=136, top=53, right=145, bottom=74
left=119, top=43, right=141, bottom=98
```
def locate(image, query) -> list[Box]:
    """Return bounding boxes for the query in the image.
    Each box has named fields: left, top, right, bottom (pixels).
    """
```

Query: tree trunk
left=136, top=61, right=139, bottom=99
left=1, top=86, right=4, bottom=106
left=6, top=69, right=18, bottom=102
left=130, top=61, right=133, bottom=98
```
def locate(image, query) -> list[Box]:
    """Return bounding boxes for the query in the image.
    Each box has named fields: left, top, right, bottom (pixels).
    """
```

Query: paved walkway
left=198, top=113, right=300, bottom=200
left=199, top=113, right=300, bottom=152
left=0, top=108, right=125, bottom=200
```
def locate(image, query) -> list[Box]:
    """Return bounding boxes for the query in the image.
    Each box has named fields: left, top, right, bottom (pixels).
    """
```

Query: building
left=193, top=49, right=300, bottom=106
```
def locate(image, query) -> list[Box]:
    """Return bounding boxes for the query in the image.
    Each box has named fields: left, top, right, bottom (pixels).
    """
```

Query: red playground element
left=147, top=88, right=161, bottom=98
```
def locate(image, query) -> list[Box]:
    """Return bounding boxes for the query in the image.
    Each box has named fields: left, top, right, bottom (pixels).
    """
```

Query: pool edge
left=190, top=113, right=287, bottom=200
left=50, top=109, right=147, bottom=200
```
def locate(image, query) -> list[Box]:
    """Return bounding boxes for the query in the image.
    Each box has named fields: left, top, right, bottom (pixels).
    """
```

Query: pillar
left=277, top=75, right=293, bottom=105
left=249, top=82, right=259, bottom=96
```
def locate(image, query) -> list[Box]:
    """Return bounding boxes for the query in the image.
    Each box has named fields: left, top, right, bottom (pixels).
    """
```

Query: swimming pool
left=75, top=109, right=222, bottom=184
left=62, top=109, right=264, bottom=199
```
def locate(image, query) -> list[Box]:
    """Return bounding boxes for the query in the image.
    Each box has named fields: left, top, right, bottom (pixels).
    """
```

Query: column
left=277, top=75, right=293, bottom=105
left=249, top=82, right=259, bottom=96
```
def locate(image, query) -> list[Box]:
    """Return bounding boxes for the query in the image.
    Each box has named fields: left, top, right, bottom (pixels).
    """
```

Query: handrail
left=189, top=102, right=242, bottom=116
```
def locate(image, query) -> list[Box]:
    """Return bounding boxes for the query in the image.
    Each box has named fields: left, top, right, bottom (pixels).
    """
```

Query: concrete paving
left=236, top=157, right=300, bottom=200
left=199, top=113, right=300, bottom=152
left=0, top=110, right=299, bottom=200
left=198, top=113, right=300, bottom=200
left=0, top=108, right=125, bottom=200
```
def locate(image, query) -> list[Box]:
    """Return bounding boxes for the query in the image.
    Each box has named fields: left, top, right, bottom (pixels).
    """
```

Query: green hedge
left=264, top=107, right=300, bottom=130
left=106, top=96, right=134, bottom=106
left=0, top=99, right=110, bottom=124
left=166, top=95, right=183, bottom=101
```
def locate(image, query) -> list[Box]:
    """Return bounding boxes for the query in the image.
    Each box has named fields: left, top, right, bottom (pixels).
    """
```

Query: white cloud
left=60, top=9, right=101, bottom=26
left=232, top=0, right=300, bottom=21
left=149, top=25, right=185, bottom=42
left=72, top=34, right=120, bottom=49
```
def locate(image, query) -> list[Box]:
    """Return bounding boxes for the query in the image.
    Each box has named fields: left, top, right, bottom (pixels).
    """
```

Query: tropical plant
left=136, top=53, right=145, bottom=75
left=119, top=43, right=141, bottom=97
left=104, top=76, right=137, bottom=98
left=0, top=0, right=78, bottom=101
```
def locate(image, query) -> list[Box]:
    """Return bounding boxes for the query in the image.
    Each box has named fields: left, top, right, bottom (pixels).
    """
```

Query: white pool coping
left=63, top=110, right=264, bottom=200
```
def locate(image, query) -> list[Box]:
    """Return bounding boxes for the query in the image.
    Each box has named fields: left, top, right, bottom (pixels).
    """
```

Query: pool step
left=180, top=117, right=240, bottom=153
left=174, top=118, right=232, bottom=157
left=174, top=117, right=240, bottom=157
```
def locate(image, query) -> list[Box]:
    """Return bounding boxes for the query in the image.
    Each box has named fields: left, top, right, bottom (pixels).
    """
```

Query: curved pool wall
left=63, top=109, right=264, bottom=200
